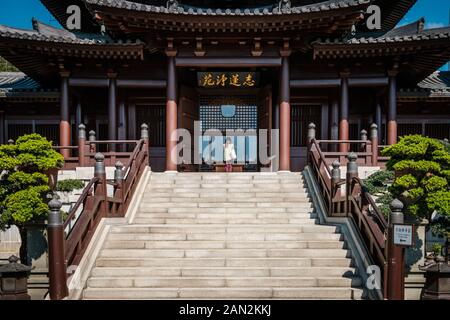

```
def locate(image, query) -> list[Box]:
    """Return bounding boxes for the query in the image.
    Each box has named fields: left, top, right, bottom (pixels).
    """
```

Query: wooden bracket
left=165, top=38, right=177, bottom=57
left=194, top=38, right=206, bottom=57
left=251, top=38, right=263, bottom=57
left=279, top=38, right=292, bottom=57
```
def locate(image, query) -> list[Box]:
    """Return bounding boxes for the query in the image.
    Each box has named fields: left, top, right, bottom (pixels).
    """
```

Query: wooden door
left=258, top=86, right=273, bottom=170
left=178, top=86, right=200, bottom=171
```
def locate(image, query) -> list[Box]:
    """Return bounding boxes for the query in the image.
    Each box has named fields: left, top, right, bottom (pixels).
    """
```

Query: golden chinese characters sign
left=198, top=72, right=260, bottom=88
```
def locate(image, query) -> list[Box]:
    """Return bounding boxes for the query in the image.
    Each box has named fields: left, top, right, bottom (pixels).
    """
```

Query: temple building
left=0, top=0, right=450, bottom=172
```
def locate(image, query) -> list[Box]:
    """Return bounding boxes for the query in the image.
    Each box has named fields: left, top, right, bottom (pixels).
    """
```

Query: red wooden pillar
left=339, top=71, right=350, bottom=153
left=108, top=71, right=118, bottom=152
left=59, top=71, right=71, bottom=158
left=279, top=55, right=291, bottom=172
left=166, top=53, right=178, bottom=172
left=387, top=69, right=398, bottom=145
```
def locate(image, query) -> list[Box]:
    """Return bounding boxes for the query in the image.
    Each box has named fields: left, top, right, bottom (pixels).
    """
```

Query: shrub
left=364, top=170, right=394, bottom=218
left=56, top=179, right=85, bottom=192
left=0, top=134, right=64, bottom=264
left=382, top=135, right=450, bottom=238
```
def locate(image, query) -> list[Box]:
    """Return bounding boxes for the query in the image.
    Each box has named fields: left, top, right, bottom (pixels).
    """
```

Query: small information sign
left=393, top=224, right=414, bottom=247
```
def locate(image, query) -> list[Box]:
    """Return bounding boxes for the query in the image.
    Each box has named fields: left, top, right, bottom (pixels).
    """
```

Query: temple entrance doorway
left=178, top=85, right=273, bottom=172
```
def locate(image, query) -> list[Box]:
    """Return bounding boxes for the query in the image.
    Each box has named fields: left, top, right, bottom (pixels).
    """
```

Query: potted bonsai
left=0, top=134, right=64, bottom=265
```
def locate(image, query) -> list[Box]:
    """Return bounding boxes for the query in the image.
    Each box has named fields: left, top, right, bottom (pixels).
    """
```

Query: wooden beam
left=69, top=78, right=166, bottom=88
left=290, top=77, right=388, bottom=88
left=175, top=57, right=282, bottom=68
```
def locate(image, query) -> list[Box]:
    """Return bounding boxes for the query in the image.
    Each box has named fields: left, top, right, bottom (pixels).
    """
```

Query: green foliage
left=432, top=243, right=443, bottom=256
left=364, top=171, right=394, bottom=218
left=363, top=170, right=394, bottom=194
left=0, top=134, right=64, bottom=230
left=382, top=135, right=450, bottom=237
left=0, top=56, right=18, bottom=72
left=56, top=179, right=85, bottom=192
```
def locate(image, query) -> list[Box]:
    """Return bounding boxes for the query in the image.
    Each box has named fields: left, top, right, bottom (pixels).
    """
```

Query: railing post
left=47, top=194, right=68, bottom=300
left=89, top=130, right=96, bottom=156
left=114, top=161, right=124, bottom=216
left=370, top=124, right=379, bottom=167
left=386, top=199, right=405, bottom=300
left=94, top=153, right=108, bottom=217
left=141, top=123, right=149, bottom=149
left=346, top=153, right=358, bottom=217
left=360, top=129, right=367, bottom=152
left=8, top=139, right=14, bottom=145
left=307, top=123, right=316, bottom=165
left=331, top=161, right=341, bottom=216
left=78, top=124, right=86, bottom=167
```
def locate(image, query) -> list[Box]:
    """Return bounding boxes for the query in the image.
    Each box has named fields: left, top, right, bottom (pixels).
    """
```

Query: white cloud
left=425, top=22, right=445, bottom=29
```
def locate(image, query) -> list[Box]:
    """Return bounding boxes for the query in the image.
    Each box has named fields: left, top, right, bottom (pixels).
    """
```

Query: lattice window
left=291, top=105, right=322, bottom=147
left=199, top=95, right=258, bottom=132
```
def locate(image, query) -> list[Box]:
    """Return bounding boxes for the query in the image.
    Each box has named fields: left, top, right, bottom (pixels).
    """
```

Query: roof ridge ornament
left=167, top=0, right=179, bottom=13
left=278, top=0, right=291, bottom=14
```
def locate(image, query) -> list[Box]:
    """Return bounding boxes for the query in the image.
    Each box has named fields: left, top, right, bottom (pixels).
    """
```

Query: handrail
left=353, top=177, right=388, bottom=230
left=307, top=134, right=389, bottom=297
left=63, top=177, right=98, bottom=230
left=62, top=139, right=148, bottom=266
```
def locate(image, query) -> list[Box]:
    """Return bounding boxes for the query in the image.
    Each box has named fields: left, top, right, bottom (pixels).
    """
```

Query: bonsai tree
left=0, top=134, right=64, bottom=264
left=382, top=135, right=450, bottom=243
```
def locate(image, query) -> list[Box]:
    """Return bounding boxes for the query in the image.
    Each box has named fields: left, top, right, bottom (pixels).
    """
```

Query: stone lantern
left=420, top=258, right=450, bottom=300
left=0, top=255, right=32, bottom=300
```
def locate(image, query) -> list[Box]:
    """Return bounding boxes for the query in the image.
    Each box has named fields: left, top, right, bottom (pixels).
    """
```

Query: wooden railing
left=307, top=123, right=389, bottom=298
left=47, top=124, right=149, bottom=300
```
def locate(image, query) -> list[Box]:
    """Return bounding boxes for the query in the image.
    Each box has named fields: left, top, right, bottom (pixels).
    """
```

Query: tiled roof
left=84, top=0, right=370, bottom=16
left=315, top=20, right=450, bottom=46
left=0, top=72, right=40, bottom=90
left=399, top=71, right=450, bottom=98
left=0, top=19, right=143, bottom=46
left=0, top=72, right=58, bottom=100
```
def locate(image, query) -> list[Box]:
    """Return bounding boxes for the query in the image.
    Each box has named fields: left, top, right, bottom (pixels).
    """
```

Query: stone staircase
left=82, top=172, right=365, bottom=300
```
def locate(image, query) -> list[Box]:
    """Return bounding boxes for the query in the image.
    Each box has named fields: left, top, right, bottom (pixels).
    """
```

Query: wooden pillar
left=127, top=102, right=136, bottom=140
left=279, top=55, right=291, bottom=172
left=387, top=70, right=398, bottom=145
left=375, top=97, right=382, bottom=144
left=59, top=71, right=71, bottom=158
left=75, top=99, right=82, bottom=140
left=118, top=98, right=126, bottom=151
left=166, top=54, right=178, bottom=172
left=108, top=71, right=117, bottom=151
left=339, top=71, right=350, bottom=153
left=118, top=99, right=126, bottom=140
left=330, top=97, right=339, bottom=140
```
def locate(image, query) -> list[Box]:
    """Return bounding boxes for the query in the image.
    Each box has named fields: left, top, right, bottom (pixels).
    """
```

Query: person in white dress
left=223, top=138, right=237, bottom=172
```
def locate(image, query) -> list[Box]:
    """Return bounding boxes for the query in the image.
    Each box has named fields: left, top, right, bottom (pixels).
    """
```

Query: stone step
left=98, top=248, right=350, bottom=259
left=134, top=212, right=318, bottom=219
left=108, top=232, right=342, bottom=241
left=139, top=207, right=315, bottom=214
left=110, top=224, right=339, bottom=234
left=131, top=218, right=318, bottom=225
left=95, top=257, right=354, bottom=268
left=90, top=266, right=357, bottom=278
left=83, top=287, right=363, bottom=300
left=140, top=197, right=311, bottom=203
left=103, top=240, right=345, bottom=250
left=143, top=192, right=309, bottom=198
left=138, top=202, right=314, bottom=209
left=87, top=276, right=362, bottom=288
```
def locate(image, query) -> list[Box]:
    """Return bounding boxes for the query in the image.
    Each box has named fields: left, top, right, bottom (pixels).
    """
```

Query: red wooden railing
left=47, top=124, right=149, bottom=299
left=307, top=123, right=389, bottom=298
